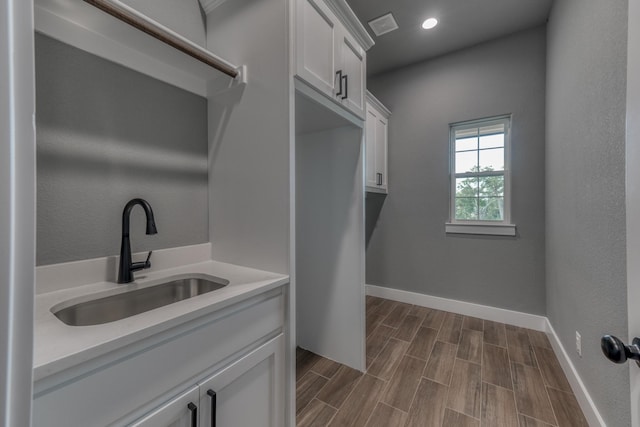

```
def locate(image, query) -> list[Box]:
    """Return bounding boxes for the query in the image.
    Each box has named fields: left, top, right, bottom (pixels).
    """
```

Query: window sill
left=445, top=223, right=516, bottom=236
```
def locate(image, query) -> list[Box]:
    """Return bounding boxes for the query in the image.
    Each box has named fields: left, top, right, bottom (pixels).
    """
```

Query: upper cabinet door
left=296, top=0, right=340, bottom=97
left=375, top=115, right=388, bottom=190
left=365, top=93, right=391, bottom=194
left=338, top=30, right=366, bottom=118
left=365, top=106, right=379, bottom=188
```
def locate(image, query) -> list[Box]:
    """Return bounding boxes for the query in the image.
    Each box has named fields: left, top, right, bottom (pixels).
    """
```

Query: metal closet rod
left=84, top=0, right=239, bottom=78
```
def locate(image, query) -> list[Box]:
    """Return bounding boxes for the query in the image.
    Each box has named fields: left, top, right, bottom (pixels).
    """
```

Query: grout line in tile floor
left=509, top=351, right=522, bottom=427
left=296, top=296, right=589, bottom=427
left=535, top=344, right=556, bottom=427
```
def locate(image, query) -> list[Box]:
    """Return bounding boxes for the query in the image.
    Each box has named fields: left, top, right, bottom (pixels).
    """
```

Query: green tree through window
left=455, top=166, right=504, bottom=221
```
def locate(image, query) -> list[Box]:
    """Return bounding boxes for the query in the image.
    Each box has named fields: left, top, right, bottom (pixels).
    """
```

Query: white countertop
left=33, top=258, right=288, bottom=382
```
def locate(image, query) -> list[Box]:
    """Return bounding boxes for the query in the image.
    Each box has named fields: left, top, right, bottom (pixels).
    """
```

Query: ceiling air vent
left=368, top=13, right=398, bottom=37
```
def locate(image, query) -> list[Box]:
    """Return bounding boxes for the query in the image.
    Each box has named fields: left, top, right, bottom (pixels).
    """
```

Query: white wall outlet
left=576, top=331, right=582, bottom=357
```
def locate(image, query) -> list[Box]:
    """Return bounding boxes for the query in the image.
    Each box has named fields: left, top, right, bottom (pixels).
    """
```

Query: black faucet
left=118, top=198, right=158, bottom=284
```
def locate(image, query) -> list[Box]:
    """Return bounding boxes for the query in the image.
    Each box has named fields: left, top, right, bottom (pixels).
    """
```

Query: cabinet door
left=375, top=115, right=388, bottom=190
left=130, top=386, right=199, bottom=427
left=365, top=105, right=379, bottom=188
left=198, top=335, right=285, bottom=427
left=338, top=30, right=366, bottom=118
left=296, top=0, right=339, bottom=98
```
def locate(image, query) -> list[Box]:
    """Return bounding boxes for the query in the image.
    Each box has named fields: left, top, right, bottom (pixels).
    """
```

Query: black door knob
left=601, top=334, right=640, bottom=366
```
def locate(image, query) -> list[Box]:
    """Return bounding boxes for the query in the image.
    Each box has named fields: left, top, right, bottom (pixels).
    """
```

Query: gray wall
left=546, top=0, right=630, bottom=425
left=205, top=0, right=290, bottom=275
left=35, top=34, right=209, bottom=266
left=367, top=27, right=547, bottom=315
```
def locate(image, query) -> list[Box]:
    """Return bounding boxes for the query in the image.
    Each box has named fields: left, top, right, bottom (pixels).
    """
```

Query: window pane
left=479, top=133, right=504, bottom=149
left=479, top=197, right=504, bottom=221
left=478, top=148, right=504, bottom=171
left=478, top=175, right=504, bottom=197
left=456, top=137, right=477, bottom=152
left=455, top=151, right=478, bottom=174
left=456, top=177, right=478, bottom=198
left=455, top=198, right=478, bottom=220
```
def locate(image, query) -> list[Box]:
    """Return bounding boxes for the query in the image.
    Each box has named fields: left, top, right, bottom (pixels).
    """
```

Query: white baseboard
left=365, top=284, right=547, bottom=331
left=545, top=320, right=606, bottom=427
left=365, top=284, right=605, bottom=427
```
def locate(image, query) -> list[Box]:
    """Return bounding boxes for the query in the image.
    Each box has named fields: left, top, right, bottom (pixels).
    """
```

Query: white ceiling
left=346, top=0, right=554, bottom=76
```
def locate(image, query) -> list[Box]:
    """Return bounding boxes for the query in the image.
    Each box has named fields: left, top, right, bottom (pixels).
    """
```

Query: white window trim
left=447, top=115, right=516, bottom=236
left=445, top=222, right=516, bottom=236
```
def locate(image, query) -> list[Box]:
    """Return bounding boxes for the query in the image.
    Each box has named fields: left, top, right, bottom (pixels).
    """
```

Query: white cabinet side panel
left=207, top=0, right=290, bottom=275
left=296, top=125, right=365, bottom=371
left=0, top=0, right=36, bottom=425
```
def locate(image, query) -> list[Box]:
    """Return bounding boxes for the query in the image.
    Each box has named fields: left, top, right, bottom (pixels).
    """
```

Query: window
left=446, top=115, right=515, bottom=236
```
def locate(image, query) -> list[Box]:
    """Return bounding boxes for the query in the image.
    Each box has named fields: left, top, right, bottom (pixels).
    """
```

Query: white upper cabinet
left=365, top=91, right=391, bottom=193
left=365, top=107, right=379, bottom=189
left=296, top=0, right=340, bottom=96
left=295, top=0, right=373, bottom=119
left=338, top=30, right=366, bottom=117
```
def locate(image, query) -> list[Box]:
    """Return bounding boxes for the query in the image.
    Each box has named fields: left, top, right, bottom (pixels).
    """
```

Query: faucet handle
left=144, top=251, right=153, bottom=268
left=129, top=251, right=153, bottom=273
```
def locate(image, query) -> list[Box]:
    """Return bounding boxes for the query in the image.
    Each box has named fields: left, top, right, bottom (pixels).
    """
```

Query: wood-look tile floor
left=296, top=296, right=589, bottom=427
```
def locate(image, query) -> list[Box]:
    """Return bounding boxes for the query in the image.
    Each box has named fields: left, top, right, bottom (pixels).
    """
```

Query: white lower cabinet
left=131, top=386, right=200, bottom=427
left=198, top=335, right=284, bottom=427
left=132, top=334, right=284, bottom=427
left=32, top=288, right=287, bottom=427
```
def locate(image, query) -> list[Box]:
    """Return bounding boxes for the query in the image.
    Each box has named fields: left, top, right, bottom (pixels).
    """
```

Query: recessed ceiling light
left=422, top=18, right=438, bottom=30
left=368, top=13, right=399, bottom=37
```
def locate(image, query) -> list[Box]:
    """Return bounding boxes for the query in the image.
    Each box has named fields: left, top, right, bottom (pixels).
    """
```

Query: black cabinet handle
left=187, top=402, right=198, bottom=427
left=335, top=70, right=343, bottom=97
left=377, top=172, right=383, bottom=185
left=341, top=74, right=348, bottom=100
left=207, top=389, right=217, bottom=427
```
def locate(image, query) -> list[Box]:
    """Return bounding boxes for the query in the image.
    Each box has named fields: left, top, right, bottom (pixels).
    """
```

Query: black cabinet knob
left=601, top=334, right=640, bottom=366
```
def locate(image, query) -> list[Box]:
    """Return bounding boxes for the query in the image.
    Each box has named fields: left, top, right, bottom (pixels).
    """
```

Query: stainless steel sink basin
left=53, top=276, right=229, bottom=326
